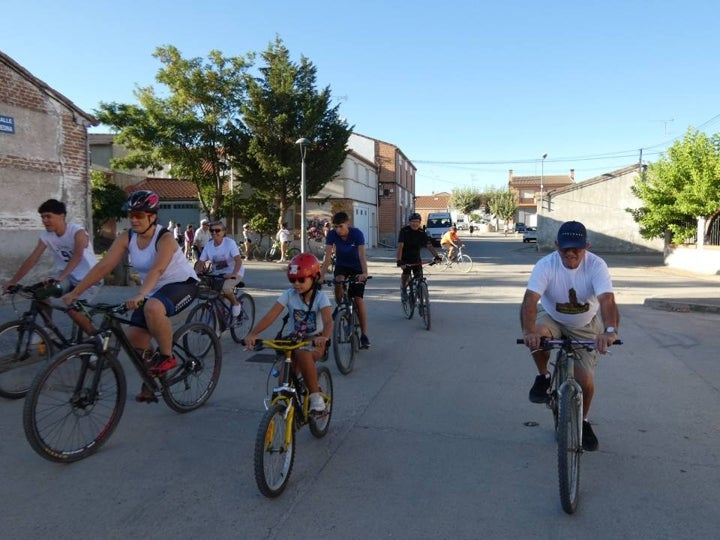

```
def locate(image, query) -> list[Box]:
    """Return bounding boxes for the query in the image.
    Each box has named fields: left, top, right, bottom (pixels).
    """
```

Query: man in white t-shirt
left=520, top=221, right=620, bottom=452
left=3, top=199, right=101, bottom=335
left=196, top=221, right=245, bottom=318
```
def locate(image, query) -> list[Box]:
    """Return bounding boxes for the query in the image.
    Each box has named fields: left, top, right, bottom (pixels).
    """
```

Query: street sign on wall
left=0, top=115, right=15, bottom=134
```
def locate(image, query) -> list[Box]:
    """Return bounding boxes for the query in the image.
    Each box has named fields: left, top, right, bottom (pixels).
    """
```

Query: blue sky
left=4, top=0, right=719, bottom=194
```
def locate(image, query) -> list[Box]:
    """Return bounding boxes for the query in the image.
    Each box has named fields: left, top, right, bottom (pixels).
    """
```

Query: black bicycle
left=517, top=336, right=621, bottom=514
left=23, top=301, right=222, bottom=463
left=0, top=281, right=84, bottom=399
left=185, top=274, right=255, bottom=344
left=325, top=275, right=371, bottom=375
left=400, top=261, right=434, bottom=330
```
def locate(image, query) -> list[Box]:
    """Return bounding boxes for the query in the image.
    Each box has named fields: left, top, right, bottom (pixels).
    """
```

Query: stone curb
left=643, top=298, right=720, bottom=314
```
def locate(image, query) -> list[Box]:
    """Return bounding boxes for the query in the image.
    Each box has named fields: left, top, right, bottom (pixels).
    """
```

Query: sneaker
left=360, top=335, right=370, bottom=349
left=582, top=421, right=599, bottom=451
left=529, top=374, right=551, bottom=403
left=231, top=304, right=242, bottom=318
left=309, top=392, right=325, bottom=413
left=147, top=354, right=178, bottom=376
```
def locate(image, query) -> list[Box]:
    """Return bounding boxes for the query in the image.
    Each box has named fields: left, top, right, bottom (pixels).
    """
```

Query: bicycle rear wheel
left=332, top=308, right=355, bottom=375
left=418, top=281, right=431, bottom=330
left=557, top=385, right=583, bottom=514
left=0, top=321, right=54, bottom=399
left=230, top=292, right=255, bottom=343
left=287, top=247, right=301, bottom=258
left=439, top=253, right=451, bottom=271
left=162, top=322, right=222, bottom=413
left=254, top=401, right=295, bottom=497
left=455, top=254, right=473, bottom=273
left=23, top=344, right=126, bottom=463
left=309, top=365, right=333, bottom=437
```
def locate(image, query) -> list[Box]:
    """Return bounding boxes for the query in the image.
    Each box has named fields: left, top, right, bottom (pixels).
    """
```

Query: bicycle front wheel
left=254, top=401, right=295, bottom=497
left=162, top=322, right=222, bottom=413
left=0, top=321, right=54, bottom=399
left=230, top=292, right=255, bottom=343
left=557, top=385, right=583, bottom=514
left=455, top=254, right=473, bottom=273
left=309, top=365, right=333, bottom=437
left=332, top=308, right=355, bottom=375
left=402, top=285, right=415, bottom=319
left=439, top=253, right=450, bottom=271
left=23, top=344, right=126, bottom=463
left=418, top=281, right=431, bottom=330
left=185, top=301, right=219, bottom=340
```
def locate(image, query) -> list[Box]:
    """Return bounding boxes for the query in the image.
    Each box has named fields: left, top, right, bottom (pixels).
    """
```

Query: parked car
left=522, top=227, right=537, bottom=243
left=514, top=223, right=526, bottom=233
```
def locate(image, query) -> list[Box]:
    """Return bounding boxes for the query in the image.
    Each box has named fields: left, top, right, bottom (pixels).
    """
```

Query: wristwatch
left=605, top=326, right=617, bottom=334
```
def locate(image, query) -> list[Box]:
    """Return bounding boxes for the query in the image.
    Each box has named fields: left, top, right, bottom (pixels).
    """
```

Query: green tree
left=237, top=37, right=352, bottom=228
left=95, top=46, right=252, bottom=221
left=486, top=187, right=517, bottom=223
left=450, top=187, right=482, bottom=215
left=630, top=128, right=720, bottom=241
left=90, top=170, right=127, bottom=235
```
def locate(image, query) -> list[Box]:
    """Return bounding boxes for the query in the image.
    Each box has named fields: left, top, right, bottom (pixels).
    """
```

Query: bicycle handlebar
left=516, top=337, right=623, bottom=346
left=323, top=276, right=373, bottom=286
left=240, top=338, right=313, bottom=351
left=399, top=260, right=438, bottom=268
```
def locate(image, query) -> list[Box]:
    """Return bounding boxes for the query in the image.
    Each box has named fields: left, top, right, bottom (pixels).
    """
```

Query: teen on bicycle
left=520, top=221, right=620, bottom=451
left=320, top=211, right=370, bottom=349
left=3, top=199, right=101, bottom=336
left=244, top=253, right=332, bottom=412
left=63, top=190, right=199, bottom=402
left=396, top=213, right=441, bottom=298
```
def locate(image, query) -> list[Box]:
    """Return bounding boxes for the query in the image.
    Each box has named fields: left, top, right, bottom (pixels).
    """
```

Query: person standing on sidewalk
left=277, top=222, right=291, bottom=262
left=321, top=211, right=370, bottom=349
left=520, top=220, right=620, bottom=451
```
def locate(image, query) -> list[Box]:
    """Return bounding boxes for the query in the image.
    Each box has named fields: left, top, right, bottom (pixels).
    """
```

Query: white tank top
left=128, top=226, right=197, bottom=294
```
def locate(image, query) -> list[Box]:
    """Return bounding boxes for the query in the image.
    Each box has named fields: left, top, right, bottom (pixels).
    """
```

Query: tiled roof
left=510, top=175, right=574, bottom=187
left=126, top=178, right=198, bottom=201
left=415, top=192, right=451, bottom=210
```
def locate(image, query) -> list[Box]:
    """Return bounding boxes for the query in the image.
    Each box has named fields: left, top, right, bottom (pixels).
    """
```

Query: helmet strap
left=138, top=214, right=157, bottom=235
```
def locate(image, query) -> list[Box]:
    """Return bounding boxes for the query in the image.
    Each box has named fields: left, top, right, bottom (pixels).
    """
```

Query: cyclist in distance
left=63, top=190, right=199, bottom=402
left=520, top=220, right=620, bottom=451
left=440, top=225, right=463, bottom=262
left=195, top=220, right=245, bottom=319
left=396, top=213, right=442, bottom=298
left=321, top=211, right=370, bottom=349
left=3, top=198, right=101, bottom=335
left=244, top=253, right=332, bottom=413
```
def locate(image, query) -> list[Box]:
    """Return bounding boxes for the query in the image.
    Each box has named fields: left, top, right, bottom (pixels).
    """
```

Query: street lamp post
left=296, top=138, right=310, bottom=253
left=540, top=153, right=547, bottom=212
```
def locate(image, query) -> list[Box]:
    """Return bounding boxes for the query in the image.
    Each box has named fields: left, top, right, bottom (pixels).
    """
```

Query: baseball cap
left=557, top=221, right=587, bottom=249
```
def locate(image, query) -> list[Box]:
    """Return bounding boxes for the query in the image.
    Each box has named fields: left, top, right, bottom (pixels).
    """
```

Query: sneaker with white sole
left=309, top=392, right=325, bottom=413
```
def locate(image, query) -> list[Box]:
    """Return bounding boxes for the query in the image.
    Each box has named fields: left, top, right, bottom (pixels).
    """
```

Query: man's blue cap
left=557, top=221, right=587, bottom=249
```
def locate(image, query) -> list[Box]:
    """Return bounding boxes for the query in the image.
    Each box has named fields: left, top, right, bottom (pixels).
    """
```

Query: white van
left=425, top=212, right=453, bottom=246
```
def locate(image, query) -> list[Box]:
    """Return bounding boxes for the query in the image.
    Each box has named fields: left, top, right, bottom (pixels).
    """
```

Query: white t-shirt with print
left=39, top=223, right=99, bottom=286
left=276, top=288, right=331, bottom=337
left=200, top=238, right=242, bottom=276
left=526, top=250, right=613, bottom=328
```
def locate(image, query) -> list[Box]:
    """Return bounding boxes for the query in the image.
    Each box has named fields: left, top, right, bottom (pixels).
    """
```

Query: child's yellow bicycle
left=244, top=338, right=333, bottom=497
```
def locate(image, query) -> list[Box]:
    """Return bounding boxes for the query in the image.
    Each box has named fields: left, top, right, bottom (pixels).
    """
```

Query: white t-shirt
left=278, top=228, right=291, bottom=243
left=39, top=223, right=99, bottom=286
left=526, top=250, right=613, bottom=328
left=277, top=288, right=331, bottom=337
left=200, top=238, right=242, bottom=276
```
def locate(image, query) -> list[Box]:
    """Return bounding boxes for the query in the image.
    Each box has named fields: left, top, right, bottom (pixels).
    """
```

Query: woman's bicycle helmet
left=287, top=253, right=321, bottom=281
left=122, top=190, right=160, bottom=213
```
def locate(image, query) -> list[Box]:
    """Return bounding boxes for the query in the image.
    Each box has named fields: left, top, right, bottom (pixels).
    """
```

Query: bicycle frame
left=9, top=285, right=82, bottom=349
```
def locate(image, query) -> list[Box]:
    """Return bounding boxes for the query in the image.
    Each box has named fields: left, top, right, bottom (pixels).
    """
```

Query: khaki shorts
left=536, top=307, right=602, bottom=372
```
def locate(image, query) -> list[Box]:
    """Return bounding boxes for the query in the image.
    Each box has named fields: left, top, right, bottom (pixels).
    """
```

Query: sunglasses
left=288, top=277, right=310, bottom=284
left=210, top=229, right=223, bottom=233
left=128, top=211, right=147, bottom=219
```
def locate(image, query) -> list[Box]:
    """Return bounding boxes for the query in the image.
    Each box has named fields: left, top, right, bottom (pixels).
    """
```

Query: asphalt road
left=2, top=233, right=719, bottom=539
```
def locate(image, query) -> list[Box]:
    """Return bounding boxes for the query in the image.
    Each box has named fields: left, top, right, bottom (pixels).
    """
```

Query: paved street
left=2, top=232, right=720, bottom=539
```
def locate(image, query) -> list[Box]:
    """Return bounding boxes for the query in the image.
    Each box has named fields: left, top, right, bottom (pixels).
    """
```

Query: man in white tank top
left=3, top=199, right=100, bottom=335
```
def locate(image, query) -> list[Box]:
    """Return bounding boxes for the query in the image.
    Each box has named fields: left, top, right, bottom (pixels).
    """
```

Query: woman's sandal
left=135, top=384, right=158, bottom=403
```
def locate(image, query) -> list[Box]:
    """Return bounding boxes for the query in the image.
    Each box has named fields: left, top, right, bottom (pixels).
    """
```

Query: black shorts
left=333, top=265, right=365, bottom=298
left=130, top=278, right=199, bottom=329
left=401, top=261, right=423, bottom=278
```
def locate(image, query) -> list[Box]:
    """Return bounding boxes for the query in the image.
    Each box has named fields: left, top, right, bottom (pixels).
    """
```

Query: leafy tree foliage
left=237, top=37, right=352, bottom=228
left=450, top=187, right=483, bottom=215
left=630, top=129, right=720, bottom=241
left=90, top=171, right=127, bottom=234
left=486, top=188, right=517, bottom=223
left=95, top=46, right=251, bottom=221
